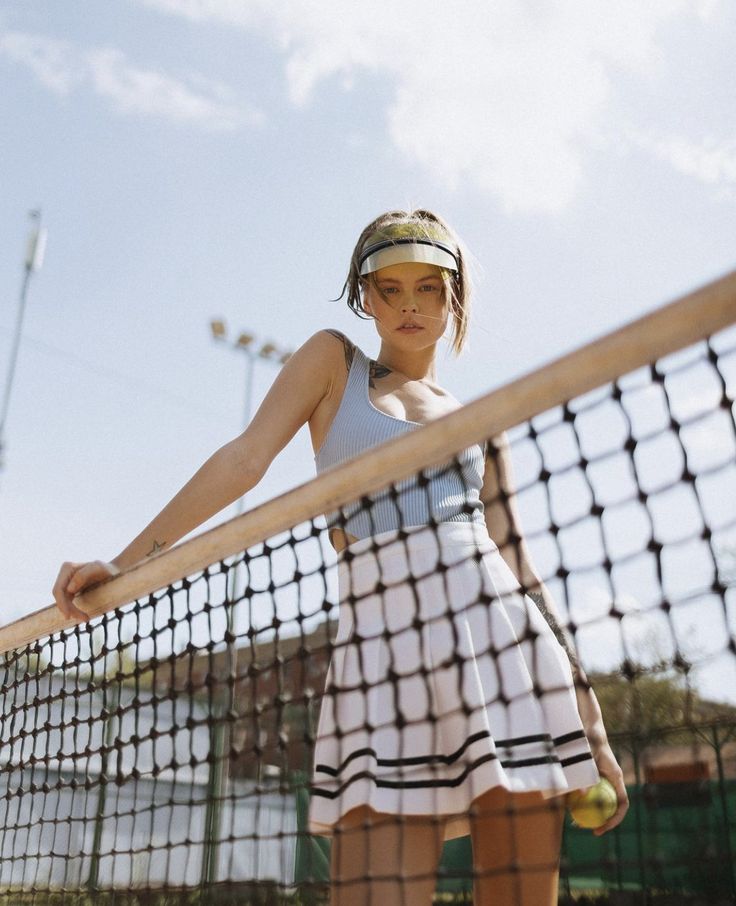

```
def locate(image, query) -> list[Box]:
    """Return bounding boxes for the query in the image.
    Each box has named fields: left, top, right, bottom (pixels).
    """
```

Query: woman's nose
left=401, top=297, right=419, bottom=312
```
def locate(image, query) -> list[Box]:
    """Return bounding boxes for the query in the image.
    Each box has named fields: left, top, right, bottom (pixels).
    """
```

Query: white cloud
left=135, top=0, right=727, bottom=213
left=85, top=48, right=259, bottom=130
left=629, top=129, right=736, bottom=201
left=694, top=0, right=722, bottom=19
left=0, top=24, right=261, bottom=131
left=0, top=29, right=84, bottom=94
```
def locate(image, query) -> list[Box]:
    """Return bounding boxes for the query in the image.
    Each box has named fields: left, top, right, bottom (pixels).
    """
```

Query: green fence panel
left=293, top=776, right=736, bottom=899
left=561, top=780, right=736, bottom=898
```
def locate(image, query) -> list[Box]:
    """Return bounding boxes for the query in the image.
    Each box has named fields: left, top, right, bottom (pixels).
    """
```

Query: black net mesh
left=1, top=326, right=735, bottom=905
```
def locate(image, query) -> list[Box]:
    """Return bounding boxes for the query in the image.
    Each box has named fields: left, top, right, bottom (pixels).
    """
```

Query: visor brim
left=359, top=243, right=458, bottom=276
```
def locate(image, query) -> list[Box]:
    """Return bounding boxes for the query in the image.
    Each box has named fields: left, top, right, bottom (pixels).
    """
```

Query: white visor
left=359, top=238, right=459, bottom=276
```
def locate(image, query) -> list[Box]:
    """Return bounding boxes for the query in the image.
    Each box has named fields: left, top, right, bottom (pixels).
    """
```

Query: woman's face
left=362, top=261, right=449, bottom=351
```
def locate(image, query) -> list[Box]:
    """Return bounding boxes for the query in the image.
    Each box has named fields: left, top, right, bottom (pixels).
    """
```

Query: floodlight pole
left=201, top=321, right=292, bottom=888
left=0, top=210, right=47, bottom=475
left=208, top=322, right=292, bottom=514
left=208, top=322, right=293, bottom=616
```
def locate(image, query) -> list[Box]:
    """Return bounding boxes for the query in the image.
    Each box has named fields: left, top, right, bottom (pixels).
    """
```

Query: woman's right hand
left=52, top=560, right=120, bottom=622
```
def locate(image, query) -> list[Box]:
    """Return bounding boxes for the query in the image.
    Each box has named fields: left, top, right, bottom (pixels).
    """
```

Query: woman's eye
left=420, top=284, right=440, bottom=293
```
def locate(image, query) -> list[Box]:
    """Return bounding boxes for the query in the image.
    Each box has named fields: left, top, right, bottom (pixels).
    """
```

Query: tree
left=590, top=663, right=736, bottom=742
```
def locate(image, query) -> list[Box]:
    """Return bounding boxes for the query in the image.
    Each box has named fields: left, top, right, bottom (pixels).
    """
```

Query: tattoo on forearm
left=527, top=590, right=581, bottom=672
left=368, top=359, right=392, bottom=388
left=146, top=540, right=166, bottom=557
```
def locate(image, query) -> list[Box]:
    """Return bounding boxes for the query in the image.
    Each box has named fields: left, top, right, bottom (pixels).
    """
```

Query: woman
left=54, top=209, right=628, bottom=906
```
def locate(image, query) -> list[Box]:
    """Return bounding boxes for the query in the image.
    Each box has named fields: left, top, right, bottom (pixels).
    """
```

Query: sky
left=0, top=1, right=735, bottom=698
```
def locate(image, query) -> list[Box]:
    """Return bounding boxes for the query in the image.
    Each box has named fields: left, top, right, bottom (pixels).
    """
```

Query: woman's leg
left=469, top=785, right=566, bottom=906
left=330, top=804, right=446, bottom=906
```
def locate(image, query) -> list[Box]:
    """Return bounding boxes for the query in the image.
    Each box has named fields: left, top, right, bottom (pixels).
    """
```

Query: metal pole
left=712, top=724, right=736, bottom=899
left=630, top=737, right=648, bottom=902
left=201, top=703, right=228, bottom=888
left=86, top=645, right=121, bottom=892
left=0, top=210, right=47, bottom=474
left=200, top=327, right=291, bottom=887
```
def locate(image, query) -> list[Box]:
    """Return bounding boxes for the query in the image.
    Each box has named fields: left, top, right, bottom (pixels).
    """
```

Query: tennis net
left=1, top=269, right=735, bottom=905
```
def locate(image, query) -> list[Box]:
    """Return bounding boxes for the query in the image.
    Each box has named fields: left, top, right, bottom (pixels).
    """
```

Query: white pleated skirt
left=308, top=521, right=599, bottom=840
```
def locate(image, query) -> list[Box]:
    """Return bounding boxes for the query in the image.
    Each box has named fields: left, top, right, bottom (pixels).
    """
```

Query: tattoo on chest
left=146, top=539, right=166, bottom=557
left=368, top=359, right=392, bottom=389
left=325, top=329, right=355, bottom=373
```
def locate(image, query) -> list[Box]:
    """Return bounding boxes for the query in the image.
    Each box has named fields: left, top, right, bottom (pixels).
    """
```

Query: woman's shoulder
left=316, top=328, right=366, bottom=374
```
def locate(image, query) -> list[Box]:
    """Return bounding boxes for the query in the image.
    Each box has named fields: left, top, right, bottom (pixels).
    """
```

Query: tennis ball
left=566, top=778, right=618, bottom=829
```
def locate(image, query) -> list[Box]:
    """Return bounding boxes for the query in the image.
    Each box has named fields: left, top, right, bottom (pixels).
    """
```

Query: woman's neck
left=375, top=344, right=439, bottom=382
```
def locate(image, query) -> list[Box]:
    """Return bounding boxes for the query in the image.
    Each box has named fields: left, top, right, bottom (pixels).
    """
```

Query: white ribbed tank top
left=314, top=340, right=486, bottom=539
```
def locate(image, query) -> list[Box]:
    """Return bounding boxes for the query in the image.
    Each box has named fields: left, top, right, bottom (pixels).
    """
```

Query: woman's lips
left=398, top=324, right=423, bottom=333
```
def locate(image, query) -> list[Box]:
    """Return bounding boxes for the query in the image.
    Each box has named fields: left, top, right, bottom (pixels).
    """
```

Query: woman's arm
left=480, top=433, right=629, bottom=832
left=480, top=432, right=582, bottom=672
left=54, top=329, right=344, bottom=618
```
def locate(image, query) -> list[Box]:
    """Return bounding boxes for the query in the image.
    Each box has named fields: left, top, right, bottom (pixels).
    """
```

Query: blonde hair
left=335, top=209, right=472, bottom=356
